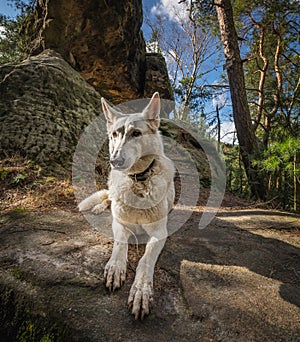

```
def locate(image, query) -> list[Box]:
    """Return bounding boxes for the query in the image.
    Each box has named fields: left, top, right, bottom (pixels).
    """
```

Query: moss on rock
left=0, top=283, right=68, bottom=342
left=0, top=50, right=106, bottom=176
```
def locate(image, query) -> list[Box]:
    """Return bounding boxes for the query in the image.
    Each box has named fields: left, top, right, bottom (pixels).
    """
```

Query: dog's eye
left=131, top=130, right=142, bottom=138
left=111, top=131, right=118, bottom=138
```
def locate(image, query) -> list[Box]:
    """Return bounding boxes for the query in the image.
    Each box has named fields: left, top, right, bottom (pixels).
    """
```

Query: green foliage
left=221, top=0, right=300, bottom=209
left=255, top=137, right=299, bottom=173
left=191, top=0, right=219, bottom=35
left=224, top=145, right=251, bottom=196
left=174, top=76, right=213, bottom=115
left=233, top=0, right=299, bottom=126
left=0, top=15, right=22, bottom=63
left=12, top=266, right=23, bottom=280
left=254, top=137, right=300, bottom=211
left=17, top=319, right=65, bottom=342
left=224, top=137, right=300, bottom=211
left=0, top=167, right=8, bottom=180
left=0, top=0, right=37, bottom=64
left=12, top=171, right=27, bottom=184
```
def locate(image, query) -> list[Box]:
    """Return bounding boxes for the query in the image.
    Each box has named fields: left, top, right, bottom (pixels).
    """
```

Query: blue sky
left=142, top=0, right=157, bottom=39
left=0, top=0, right=159, bottom=21
left=0, top=1, right=20, bottom=17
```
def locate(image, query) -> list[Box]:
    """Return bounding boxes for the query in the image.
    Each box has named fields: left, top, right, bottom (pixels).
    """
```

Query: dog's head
left=101, top=92, right=163, bottom=171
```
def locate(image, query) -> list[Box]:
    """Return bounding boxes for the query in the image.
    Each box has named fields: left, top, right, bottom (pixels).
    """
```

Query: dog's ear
left=142, top=92, right=160, bottom=128
left=101, top=97, right=122, bottom=127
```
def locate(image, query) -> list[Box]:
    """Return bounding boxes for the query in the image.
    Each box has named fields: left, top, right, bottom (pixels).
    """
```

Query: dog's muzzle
left=110, top=155, right=125, bottom=168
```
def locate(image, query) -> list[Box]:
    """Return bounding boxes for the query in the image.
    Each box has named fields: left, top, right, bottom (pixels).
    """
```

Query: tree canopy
left=145, top=0, right=299, bottom=209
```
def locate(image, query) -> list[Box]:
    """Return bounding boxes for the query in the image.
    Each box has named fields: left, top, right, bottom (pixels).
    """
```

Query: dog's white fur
left=78, top=92, right=175, bottom=319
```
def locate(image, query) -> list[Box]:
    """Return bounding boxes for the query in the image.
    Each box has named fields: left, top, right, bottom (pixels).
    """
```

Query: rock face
left=29, top=0, right=173, bottom=104
left=144, top=53, right=173, bottom=100
left=0, top=208, right=299, bottom=340
left=0, top=50, right=105, bottom=174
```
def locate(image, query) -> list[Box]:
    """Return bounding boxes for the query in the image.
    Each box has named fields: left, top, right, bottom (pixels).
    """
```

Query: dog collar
left=129, top=159, right=155, bottom=182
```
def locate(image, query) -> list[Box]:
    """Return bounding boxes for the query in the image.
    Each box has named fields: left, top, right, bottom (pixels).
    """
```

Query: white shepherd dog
left=79, top=92, right=175, bottom=319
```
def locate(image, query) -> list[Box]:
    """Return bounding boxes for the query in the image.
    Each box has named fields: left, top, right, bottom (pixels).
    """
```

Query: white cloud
left=220, top=121, right=236, bottom=144
left=151, top=0, right=190, bottom=24
left=212, top=92, right=227, bottom=108
left=209, top=121, right=236, bottom=144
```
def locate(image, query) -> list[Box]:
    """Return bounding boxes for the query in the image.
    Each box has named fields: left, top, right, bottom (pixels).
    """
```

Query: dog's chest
left=130, top=179, right=152, bottom=197
left=109, top=176, right=154, bottom=202
left=108, top=174, right=170, bottom=224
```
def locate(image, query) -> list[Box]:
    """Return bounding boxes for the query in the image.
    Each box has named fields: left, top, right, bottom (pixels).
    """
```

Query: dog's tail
left=78, top=189, right=111, bottom=214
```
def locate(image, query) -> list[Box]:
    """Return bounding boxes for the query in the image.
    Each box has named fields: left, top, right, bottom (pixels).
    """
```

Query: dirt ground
left=0, top=192, right=299, bottom=341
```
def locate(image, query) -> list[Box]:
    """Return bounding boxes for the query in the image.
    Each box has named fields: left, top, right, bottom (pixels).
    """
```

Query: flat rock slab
left=0, top=208, right=299, bottom=341
left=181, top=261, right=300, bottom=341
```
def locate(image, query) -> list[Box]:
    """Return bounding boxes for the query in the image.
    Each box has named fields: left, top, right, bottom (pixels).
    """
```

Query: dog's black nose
left=110, top=155, right=125, bottom=168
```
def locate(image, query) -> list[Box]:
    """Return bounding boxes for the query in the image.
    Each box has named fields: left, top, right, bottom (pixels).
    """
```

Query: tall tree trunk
left=216, top=104, right=221, bottom=153
left=215, top=0, right=266, bottom=200
left=294, top=152, right=298, bottom=212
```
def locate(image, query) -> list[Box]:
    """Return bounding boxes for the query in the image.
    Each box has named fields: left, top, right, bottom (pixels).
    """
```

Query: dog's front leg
left=128, top=219, right=167, bottom=320
left=104, top=219, right=130, bottom=292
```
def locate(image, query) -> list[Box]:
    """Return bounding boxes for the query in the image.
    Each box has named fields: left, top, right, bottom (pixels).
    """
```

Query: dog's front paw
left=104, top=259, right=127, bottom=292
left=78, top=190, right=110, bottom=213
left=92, top=201, right=110, bottom=214
left=128, top=277, right=154, bottom=320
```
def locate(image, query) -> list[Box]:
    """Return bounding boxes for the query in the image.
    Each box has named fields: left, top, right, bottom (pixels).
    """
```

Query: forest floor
left=0, top=161, right=300, bottom=341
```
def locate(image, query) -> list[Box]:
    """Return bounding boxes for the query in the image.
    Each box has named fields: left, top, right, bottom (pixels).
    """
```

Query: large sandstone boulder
left=27, top=0, right=173, bottom=104
left=0, top=50, right=105, bottom=174
left=0, top=50, right=204, bottom=178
